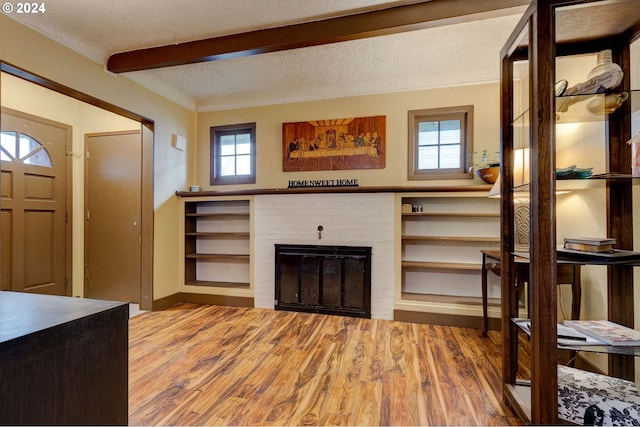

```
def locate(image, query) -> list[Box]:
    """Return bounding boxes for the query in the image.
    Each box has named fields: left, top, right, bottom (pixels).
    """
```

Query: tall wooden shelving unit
left=499, top=0, right=639, bottom=424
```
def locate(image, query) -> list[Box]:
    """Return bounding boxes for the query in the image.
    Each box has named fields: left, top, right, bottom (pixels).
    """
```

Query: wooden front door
left=0, top=108, right=70, bottom=295
left=85, top=130, right=142, bottom=303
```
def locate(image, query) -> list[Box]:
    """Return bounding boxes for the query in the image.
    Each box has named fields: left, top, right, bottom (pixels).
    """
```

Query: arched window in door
left=0, top=131, right=52, bottom=167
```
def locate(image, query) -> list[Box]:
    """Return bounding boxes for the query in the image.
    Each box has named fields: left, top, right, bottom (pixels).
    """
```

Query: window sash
left=416, top=118, right=462, bottom=170
left=408, top=106, right=473, bottom=180
left=0, top=130, right=52, bottom=167
left=210, top=123, right=256, bottom=185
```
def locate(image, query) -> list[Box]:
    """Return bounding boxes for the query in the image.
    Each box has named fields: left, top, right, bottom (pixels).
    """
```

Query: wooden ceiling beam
left=107, top=0, right=528, bottom=73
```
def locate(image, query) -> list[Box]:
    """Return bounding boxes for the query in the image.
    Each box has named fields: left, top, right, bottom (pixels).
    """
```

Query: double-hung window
left=210, top=123, right=256, bottom=185
left=408, top=105, right=473, bottom=180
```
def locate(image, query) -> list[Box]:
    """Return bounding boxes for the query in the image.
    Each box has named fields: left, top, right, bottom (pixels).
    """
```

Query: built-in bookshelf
left=396, top=190, right=500, bottom=327
left=183, top=198, right=251, bottom=289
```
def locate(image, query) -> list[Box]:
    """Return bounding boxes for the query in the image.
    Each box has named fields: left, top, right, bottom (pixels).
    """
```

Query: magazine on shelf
left=514, top=319, right=606, bottom=346
left=563, top=320, right=640, bottom=346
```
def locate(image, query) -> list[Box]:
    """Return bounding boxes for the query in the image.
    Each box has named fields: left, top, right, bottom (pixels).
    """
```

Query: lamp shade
left=513, top=148, right=530, bottom=188
left=488, top=177, right=501, bottom=198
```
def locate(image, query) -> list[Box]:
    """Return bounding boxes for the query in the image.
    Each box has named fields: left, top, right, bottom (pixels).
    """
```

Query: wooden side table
left=481, top=249, right=582, bottom=336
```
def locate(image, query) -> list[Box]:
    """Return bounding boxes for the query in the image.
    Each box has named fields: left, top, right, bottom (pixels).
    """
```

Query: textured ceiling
left=7, top=0, right=524, bottom=111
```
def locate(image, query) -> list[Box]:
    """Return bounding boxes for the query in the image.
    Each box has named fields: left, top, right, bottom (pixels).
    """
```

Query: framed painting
left=283, top=116, right=385, bottom=171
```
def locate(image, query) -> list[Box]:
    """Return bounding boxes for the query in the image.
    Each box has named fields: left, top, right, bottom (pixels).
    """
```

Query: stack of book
left=563, top=237, right=616, bottom=253
left=558, top=237, right=640, bottom=263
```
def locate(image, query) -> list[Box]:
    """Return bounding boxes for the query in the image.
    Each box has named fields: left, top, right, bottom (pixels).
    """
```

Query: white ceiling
left=7, top=0, right=525, bottom=111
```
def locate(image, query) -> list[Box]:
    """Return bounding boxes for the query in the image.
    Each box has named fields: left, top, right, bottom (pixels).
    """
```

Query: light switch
left=172, top=134, right=187, bottom=151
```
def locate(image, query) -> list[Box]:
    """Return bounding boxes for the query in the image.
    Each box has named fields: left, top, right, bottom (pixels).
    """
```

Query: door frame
left=1, top=61, right=155, bottom=310
left=0, top=107, right=73, bottom=295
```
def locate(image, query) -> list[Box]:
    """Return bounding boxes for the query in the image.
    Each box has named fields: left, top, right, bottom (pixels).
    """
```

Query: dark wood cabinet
left=0, top=291, right=128, bottom=425
left=500, top=1, right=639, bottom=424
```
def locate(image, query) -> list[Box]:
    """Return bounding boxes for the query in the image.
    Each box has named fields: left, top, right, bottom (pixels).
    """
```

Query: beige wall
left=196, top=83, right=502, bottom=191
left=1, top=12, right=502, bottom=305
left=1, top=13, right=196, bottom=300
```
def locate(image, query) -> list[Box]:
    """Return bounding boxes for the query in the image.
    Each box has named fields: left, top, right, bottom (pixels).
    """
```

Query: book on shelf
left=563, top=237, right=617, bottom=247
left=563, top=320, right=640, bottom=346
left=563, top=241, right=614, bottom=252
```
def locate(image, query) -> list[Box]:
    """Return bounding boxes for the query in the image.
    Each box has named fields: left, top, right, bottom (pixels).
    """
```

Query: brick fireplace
left=253, top=193, right=395, bottom=320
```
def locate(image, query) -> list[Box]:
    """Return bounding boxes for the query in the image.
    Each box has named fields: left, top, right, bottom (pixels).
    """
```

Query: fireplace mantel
left=176, top=184, right=490, bottom=198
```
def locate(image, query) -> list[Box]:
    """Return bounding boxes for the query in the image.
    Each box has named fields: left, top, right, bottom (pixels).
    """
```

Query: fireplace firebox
left=274, top=244, right=371, bottom=318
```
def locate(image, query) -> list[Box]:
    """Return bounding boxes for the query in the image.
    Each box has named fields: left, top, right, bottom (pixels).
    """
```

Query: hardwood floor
left=129, top=304, right=522, bottom=426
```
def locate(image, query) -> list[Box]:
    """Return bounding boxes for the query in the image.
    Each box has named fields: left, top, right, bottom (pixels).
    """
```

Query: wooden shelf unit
left=401, top=291, right=501, bottom=307
left=185, top=253, right=250, bottom=261
left=499, top=1, right=640, bottom=424
left=401, top=260, right=482, bottom=271
left=402, top=235, right=500, bottom=243
left=183, top=198, right=251, bottom=289
left=185, top=280, right=251, bottom=289
left=402, top=212, right=500, bottom=218
left=399, top=191, right=500, bottom=310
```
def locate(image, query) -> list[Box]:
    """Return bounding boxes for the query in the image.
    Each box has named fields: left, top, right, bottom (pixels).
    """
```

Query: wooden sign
left=287, top=178, right=359, bottom=188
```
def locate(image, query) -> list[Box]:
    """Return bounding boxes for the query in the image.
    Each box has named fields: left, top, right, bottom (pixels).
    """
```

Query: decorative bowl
left=477, top=166, right=500, bottom=184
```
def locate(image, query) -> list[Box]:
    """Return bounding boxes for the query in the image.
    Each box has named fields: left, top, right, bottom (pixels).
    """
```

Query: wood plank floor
left=129, top=304, right=523, bottom=426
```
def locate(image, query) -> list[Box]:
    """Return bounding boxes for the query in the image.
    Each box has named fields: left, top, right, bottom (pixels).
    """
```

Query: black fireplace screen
left=275, top=244, right=371, bottom=318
